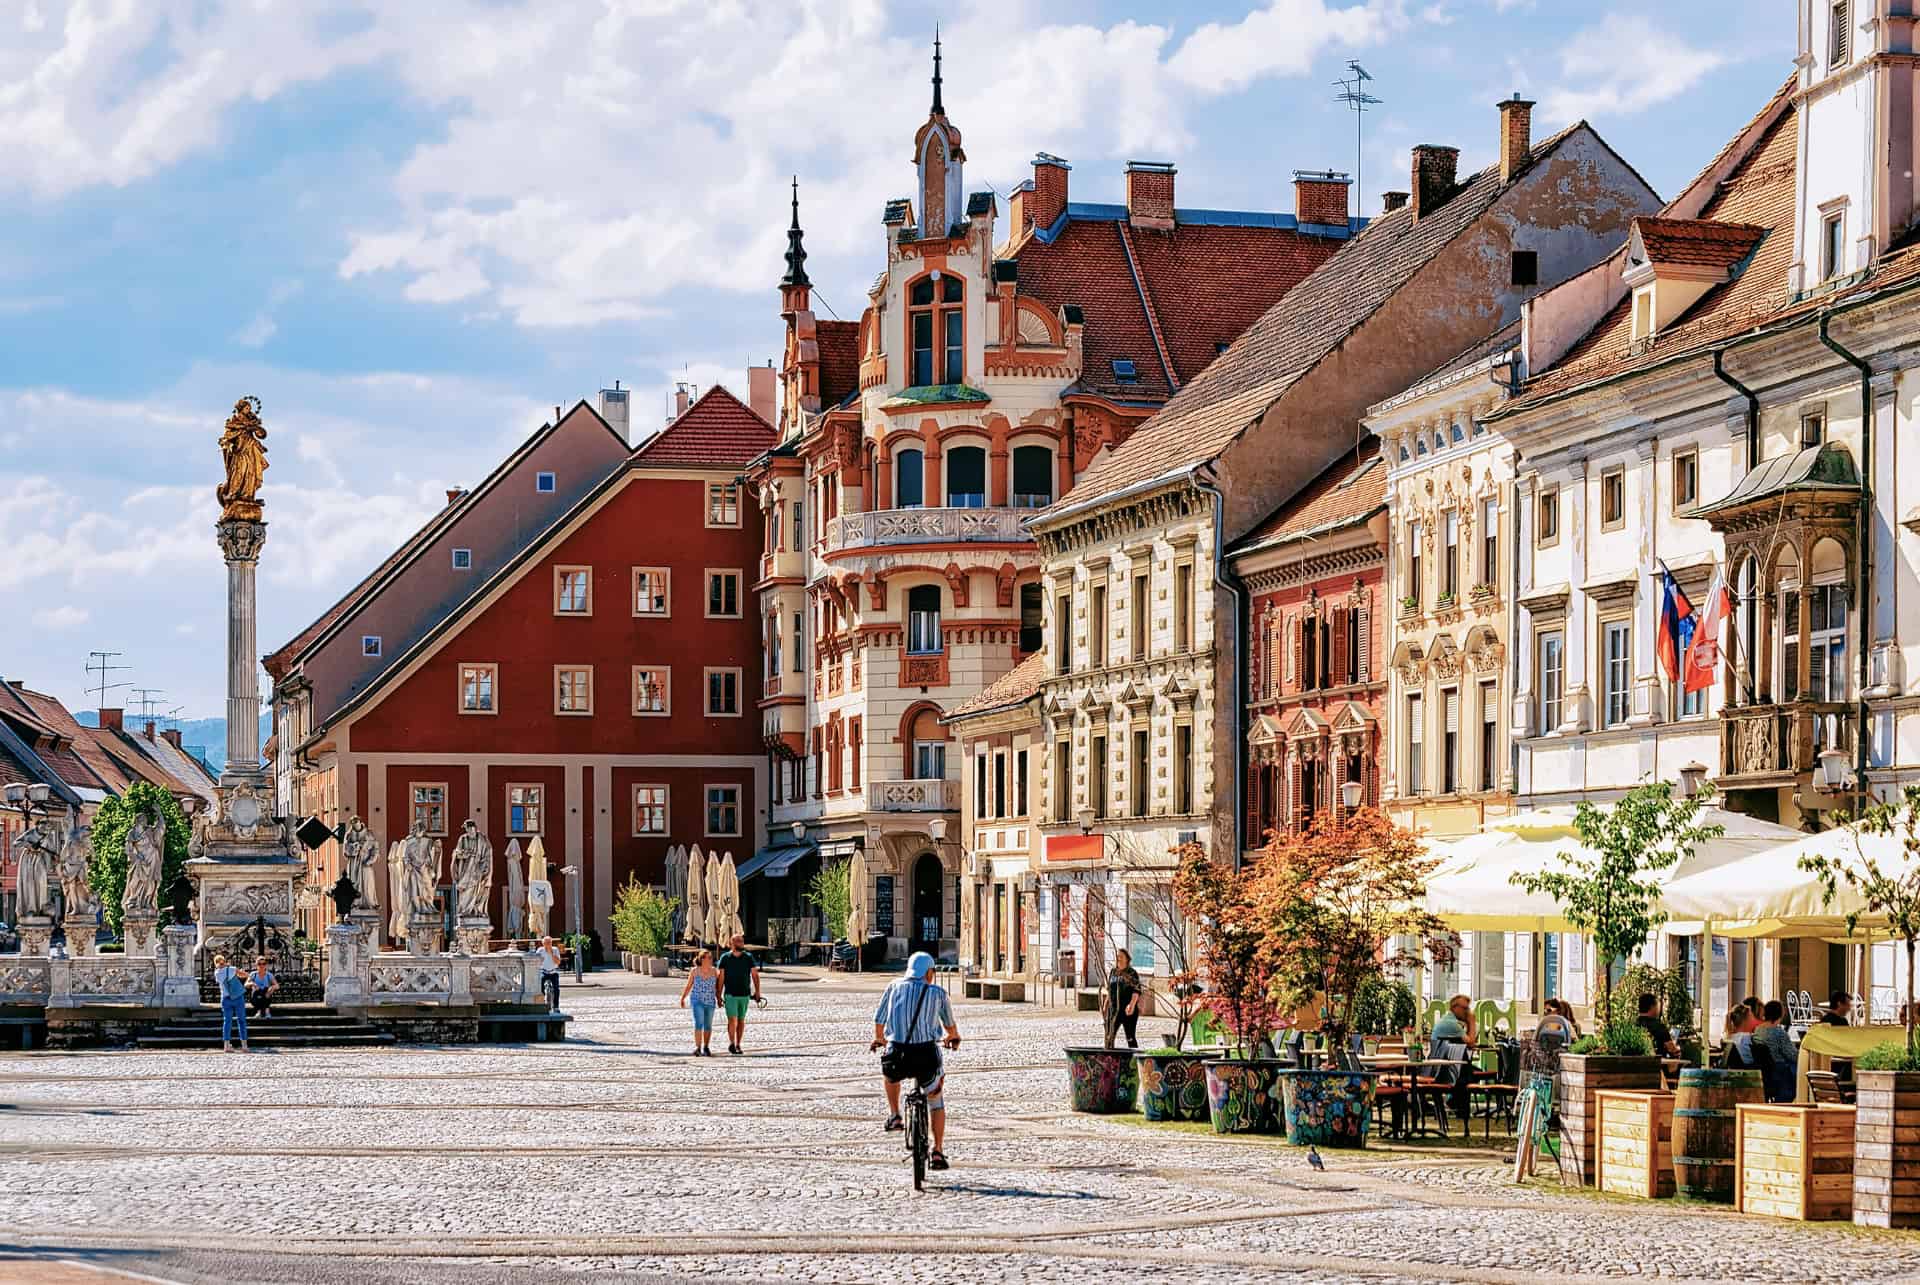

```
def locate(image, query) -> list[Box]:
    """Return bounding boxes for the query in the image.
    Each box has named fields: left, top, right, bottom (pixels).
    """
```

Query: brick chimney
left=1410, top=144, right=1460, bottom=221
left=1382, top=191, right=1410, bottom=214
left=1027, top=154, right=1071, bottom=234
left=445, top=488, right=467, bottom=506
left=673, top=384, right=692, bottom=421
left=1498, top=95, right=1535, bottom=184
left=748, top=362, right=777, bottom=425
left=1125, top=161, right=1176, bottom=231
left=99, top=708, right=123, bottom=731
left=161, top=728, right=184, bottom=750
left=1293, top=170, right=1352, bottom=228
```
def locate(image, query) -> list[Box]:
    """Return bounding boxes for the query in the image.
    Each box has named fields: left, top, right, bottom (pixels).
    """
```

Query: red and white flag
left=1682, top=572, right=1731, bottom=694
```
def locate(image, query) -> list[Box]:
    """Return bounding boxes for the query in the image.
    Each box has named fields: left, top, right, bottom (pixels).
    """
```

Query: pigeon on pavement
left=1307, top=1145, right=1325, bottom=1172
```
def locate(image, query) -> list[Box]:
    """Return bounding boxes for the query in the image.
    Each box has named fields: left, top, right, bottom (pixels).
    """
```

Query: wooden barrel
left=1673, top=1068, right=1764, bottom=1201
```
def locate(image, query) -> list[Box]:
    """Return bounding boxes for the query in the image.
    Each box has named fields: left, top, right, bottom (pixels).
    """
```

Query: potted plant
left=609, top=879, right=676, bottom=978
left=1468, top=582, right=1497, bottom=603
left=1170, top=844, right=1289, bottom=1134
left=1135, top=973, right=1213, bottom=1122
left=1512, top=780, right=1720, bottom=1184
left=1434, top=591, right=1455, bottom=610
left=1254, top=808, right=1452, bottom=1148
left=1399, top=594, right=1419, bottom=616
left=1801, top=786, right=1920, bottom=1228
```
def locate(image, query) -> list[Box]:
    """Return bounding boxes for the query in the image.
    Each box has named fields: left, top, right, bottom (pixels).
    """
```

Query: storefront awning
left=738, top=840, right=815, bottom=884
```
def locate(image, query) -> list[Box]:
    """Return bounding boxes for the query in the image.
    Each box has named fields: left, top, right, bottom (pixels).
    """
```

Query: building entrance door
left=910, top=852, right=942, bottom=956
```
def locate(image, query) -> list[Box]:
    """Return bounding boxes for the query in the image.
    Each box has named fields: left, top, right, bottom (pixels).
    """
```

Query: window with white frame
left=452, top=548, right=472, bottom=570
left=1441, top=687, right=1460, bottom=794
left=792, top=611, right=804, bottom=673
left=706, top=570, right=741, bottom=618
left=362, top=635, right=382, bottom=658
left=1405, top=694, right=1424, bottom=795
left=946, top=445, right=986, bottom=508
left=555, top=566, right=592, bottom=615
left=536, top=471, right=556, bottom=493
left=1442, top=511, right=1459, bottom=600
left=632, top=665, right=669, bottom=716
left=915, top=740, right=947, bottom=782
left=1602, top=619, right=1632, bottom=727
left=507, top=784, right=543, bottom=835
left=1538, top=487, right=1559, bottom=546
left=556, top=665, right=593, bottom=715
left=633, top=568, right=669, bottom=616
left=705, top=785, right=741, bottom=836
left=1600, top=466, right=1625, bottom=530
left=706, top=481, right=740, bottom=527
left=411, top=783, right=447, bottom=835
left=459, top=662, right=497, bottom=714
left=1406, top=521, right=1423, bottom=607
left=1673, top=449, right=1698, bottom=510
left=907, top=585, right=942, bottom=655
left=634, top=785, right=669, bottom=835
left=1538, top=630, right=1564, bottom=732
left=1822, top=210, right=1847, bottom=281
left=1830, top=0, right=1851, bottom=69
left=1479, top=680, right=1498, bottom=791
left=1784, top=583, right=1849, bottom=703
left=705, top=667, right=741, bottom=716
left=1481, top=497, right=1498, bottom=586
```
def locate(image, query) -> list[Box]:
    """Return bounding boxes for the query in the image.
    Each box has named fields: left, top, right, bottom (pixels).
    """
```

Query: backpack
left=219, top=967, right=246, bottom=1001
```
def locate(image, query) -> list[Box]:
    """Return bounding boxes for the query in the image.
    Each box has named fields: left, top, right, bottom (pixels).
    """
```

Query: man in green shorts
left=717, top=934, right=761, bottom=1055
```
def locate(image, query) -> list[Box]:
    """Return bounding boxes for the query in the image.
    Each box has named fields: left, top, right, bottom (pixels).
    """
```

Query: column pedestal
left=324, top=923, right=370, bottom=1006
left=157, top=925, right=200, bottom=1006
left=408, top=912, right=446, bottom=958
left=62, top=913, right=94, bottom=957
left=122, top=911, right=159, bottom=958
left=18, top=915, right=52, bottom=958
left=455, top=917, right=492, bottom=957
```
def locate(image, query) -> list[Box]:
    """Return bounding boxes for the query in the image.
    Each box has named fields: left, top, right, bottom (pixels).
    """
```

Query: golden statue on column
left=217, top=395, right=269, bottom=522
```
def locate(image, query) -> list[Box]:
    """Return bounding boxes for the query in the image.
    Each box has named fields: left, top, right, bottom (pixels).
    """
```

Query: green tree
left=1511, top=781, right=1721, bottom=1030
left=806, top=859, right=853, bottom=942
left=609, top=879, right=676, bottom=957
left=88, top=783, right=192, bottom=935
left=1804, top=787, right=1920, bottom=1067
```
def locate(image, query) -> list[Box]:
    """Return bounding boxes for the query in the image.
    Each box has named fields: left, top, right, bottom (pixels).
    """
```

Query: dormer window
left=1111, top=359, right=1139, bottom=384
left=909, top=274, right=963, bottom=386
left=1623, top=216, right=1765, bottom=341
left=1829, top=1, right=1851, bottom=69
left=1632, top=288, right=1655, bottom=341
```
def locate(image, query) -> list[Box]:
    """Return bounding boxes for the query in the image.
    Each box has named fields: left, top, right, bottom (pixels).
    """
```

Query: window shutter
left=1444, top=689, right=1460, bottom=735
left=1331, top=608, right=1349, bottom=686
left=1284, top=615, right=1298, bottom=688
left=1267, top=616, right=1282, bottom=697
left=1290, top=615, right=1303, bottom=690
left=1288, top=755, right=1302, bottom=834
left=1356, top=598, right=1371, bottom=682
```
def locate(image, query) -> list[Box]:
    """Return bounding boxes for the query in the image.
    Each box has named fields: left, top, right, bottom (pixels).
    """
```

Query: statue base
left=122, top=911, right=159, bottom=958
left=454, top=916, right=492, bottom=956
left=324, top=923, right=371, bottom=1006
left=188, top=765, right=305, bottom=979
left=62, top=913, right=94, bottom=957
left=17, top=915, right=52, bottom=957
left=407, top=912, right=446, bottom=958
left=157, top=925, right=200, bottom=1006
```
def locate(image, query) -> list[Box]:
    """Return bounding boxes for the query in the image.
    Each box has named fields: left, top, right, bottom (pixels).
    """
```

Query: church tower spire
left=912, top=31, right=965, bottom=239
left=931, top=26, right=944, bottom=116
left=781, top=176, right=810, bottom=288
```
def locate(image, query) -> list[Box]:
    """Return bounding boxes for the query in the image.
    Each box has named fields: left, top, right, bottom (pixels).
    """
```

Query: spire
left=931, top=26, right=943, bottom=115
left=781, top=175, right=810, bottom=288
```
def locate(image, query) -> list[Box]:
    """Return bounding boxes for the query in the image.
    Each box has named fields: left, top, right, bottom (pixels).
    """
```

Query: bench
left=994, top=980, right=1025, bottom=1003
left=964, top=979, right=983, bottom=998
left=478, top=1011, right=569, bottom=1043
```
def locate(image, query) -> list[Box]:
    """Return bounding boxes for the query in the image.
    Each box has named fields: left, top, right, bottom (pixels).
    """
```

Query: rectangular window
left=451, top=548, right=472, bottom=570
left=1822, top=211, right=1846, bottom=281
left=1600, top=467, right=1625, bottom=529
left=793, top=612, right=804, bottom=673
left=632, top=665, right=669, bottom=716
left=1347, top=605, right=1362, bottom=682
left=1830, top=1, right=1851, bottom=68
left=914, top=741, right=946, bottom=782
left=1511, top=249, right=1538, bottom=286
left=1681, top=679, right=1706, bottom=718
left=943, top=308, right=964, bottom=385
left=555, top=566, right=592, bottom=615
left=1012, top=448, right=1052, bottom=508
left=1442, top=511, right=1459, bottom=600
left=1603, top=620, right=1632, bottom=727
left=1019, top=583, right=1043, bottom=654
left=1131, top=573, right=1149, bottom=660
left=793, top=498, right=805, bottom=549
left=1537, top=487, right=1559, bottom=546
left=907, top=588, right=942, bottom=655
left=705, top=667, right=741, bottom=716
left=362, top=635, right=382, bottom=658
left=706, top=570, right=741, bottom=618
left=1481, top=498, right=1498, bottom=585
left=1479, top=680, right=1498, bottom=792
left=1632, top=290, right=1653, bottom=341
left=536, top=471, right=556, bottom=493
left=1407, top=521, right=1423, bottom=607
left=1442, top=687, right=1460, bottom=795
left=1131, top=728, right=1149, bottom=817
left=1174, top=563, right=1194, bottom=651
left=707, top=482, right=740, bottom=527
left=634, top=785, right=668, bottom=835
left=1090, top=581, right=1107, bottom=667
left=459, top=662, right=497, bottom=714
left=993, top=751, right=1007, bottom=819
left=1174, top=723, right=1194, bottom=814
left=556, top=665, right=593, bottom=715
left=1673, top=449, right=1698, bottom=510
left=1786, top=584, right=1850, bottom=702
left=849, top=718, right=862, bottom=788
left=1054, top=739, right=1071, bottom=823
left=508, top=784, right=543, bottom=835
left=411, top=783, right=447, bottom=835
left=1537, top=631, right=1564, bottom=732
left=911, top=311, right=934, bottom=386
left=1406, top=695, right=1424, bottom=796
left=1090, top=734, right=1108, bottom=819
left=705, top=785, right=741, bottom=837
left=1127, top=890, right=1158, bottom=971
left=1802, top=412, right=1826, bottom=449
left=633, top=568, right=669, bottom=616
left=1014, top=748, right=1028, bottom=817
left=1056, top=590, right=1073, bottom=674
left=975, top=749, right=988, bottom=817
left=946, top=448, right=985, bottom=508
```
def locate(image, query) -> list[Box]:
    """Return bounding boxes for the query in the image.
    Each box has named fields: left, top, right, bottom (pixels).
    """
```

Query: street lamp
left=791, top=820, right=806, bottom=842
left=1678, top=761, right=1709, bottom=800
left=1816, top=747, right=1852, bottom=794
left=928, top=817, right=947, bottom=843
left=1340, top=780, right=1363, bottom=810
left=560, top=864, right=584, bottom=981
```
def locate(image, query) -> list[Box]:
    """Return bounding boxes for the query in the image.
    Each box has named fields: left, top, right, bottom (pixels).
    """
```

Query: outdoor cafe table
left=1359, top=1055, right=1460, bottom=1139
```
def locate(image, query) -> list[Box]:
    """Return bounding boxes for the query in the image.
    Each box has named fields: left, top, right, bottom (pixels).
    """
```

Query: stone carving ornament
left=0, top=963, right=50, bottom=995
left=341, top=816, right=380, bottom=911
left=57, top=824, right=94, bottom=919
left=12, top=814, right=59, bottom=920
left=122, top=807, right=166, bottom=917
left=402, top=821, right=441, bottom=917
left=387, top=840, right=407, bottom=940
left=209, top=883, right=289, bottom=918
left=453, top=819, right=494, bottom=922
left=371, top=962, right=452, bottom=994
left=70, top=963, right=149, bottom=996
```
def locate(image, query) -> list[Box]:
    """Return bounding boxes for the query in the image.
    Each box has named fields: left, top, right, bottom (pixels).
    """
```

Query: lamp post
left=561, top=864, right=583, bottom=981
left=1340, top=779, right=1363, bottom=811
left=791, top=820, right=806, bottom=842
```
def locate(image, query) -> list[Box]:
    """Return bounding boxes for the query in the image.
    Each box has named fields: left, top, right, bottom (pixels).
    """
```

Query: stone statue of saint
left=13, top=814, right=58, bottom=919
left=452, top=820, right=493, bottom=921
left=122, top=808, right=166, bottom=916
left=503, top=839, right=526, bottom=938
left=386, top=840, right=407, bottom=939
left=341, top=816, right=380, bottom=911
left=216, top=396, right=269, bottom=521
left=401, top=821, right=440, bottom=917
left=57, top=823, right=94, bottom=919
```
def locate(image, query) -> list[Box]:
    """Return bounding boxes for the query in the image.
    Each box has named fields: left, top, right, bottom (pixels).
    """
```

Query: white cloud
left=1542, top=16, right=1727, bottom=124
left=31, top=604, right=87, bottom=630
left=1168, top=1, right=1406, bottom=94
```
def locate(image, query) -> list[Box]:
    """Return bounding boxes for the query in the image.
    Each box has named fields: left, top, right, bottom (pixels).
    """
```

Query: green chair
left=1188, top=1007, right=1221, bottom=1048
left=1475, top=998, right=1519, bottom=1042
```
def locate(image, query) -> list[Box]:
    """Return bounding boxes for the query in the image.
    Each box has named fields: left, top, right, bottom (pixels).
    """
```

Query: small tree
left=1252, top=808, right=1455, bottom=1044
left=1511, top=781, right=1721, bottom=1033
left=609, top=879, right=676, bottom=958
left=1057, top=833, right=1202, bottom=1046
left=1172, top=843, right=1282, bottom=1058
left=805, top=859, right=853, bottom=943
left=88, top=783, right=191, bottom=935
left=1804, top=786, right=1920, bottom=1067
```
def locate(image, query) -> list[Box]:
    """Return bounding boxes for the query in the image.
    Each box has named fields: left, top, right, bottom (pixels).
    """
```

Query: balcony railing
left=1721, top=701, right=1854, bottom=780
left=826, top=507, right=1027, bottom=552
left=872, top=778, right=959, bottom=812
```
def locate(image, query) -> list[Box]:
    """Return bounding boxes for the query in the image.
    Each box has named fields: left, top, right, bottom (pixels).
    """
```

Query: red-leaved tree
left=1172, top=842, right=1284, bottom=1058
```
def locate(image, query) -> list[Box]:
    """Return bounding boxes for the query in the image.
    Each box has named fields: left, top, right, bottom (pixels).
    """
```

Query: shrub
left=805, top=860, right=853, bottom=943
left=609, top=879, right=676, bottom=957
left=1352, top=976, right=1421, bottom=1035
left=1569, top=1034, right=1601, bottom=1055
left=1600, top=1021, right=1653, bottom=1058
left=1608, top=963, right=1693, bottom=1036
left=1854, top=1040, right=1920, bottom=1073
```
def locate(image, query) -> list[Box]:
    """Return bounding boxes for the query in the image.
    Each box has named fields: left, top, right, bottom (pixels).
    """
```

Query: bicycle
left=904, top=1080, right=931, bottom=1192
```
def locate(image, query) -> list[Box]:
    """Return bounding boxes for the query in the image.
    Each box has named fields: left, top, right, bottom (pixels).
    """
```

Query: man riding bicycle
left=869, top=951, right=961, bottom=1171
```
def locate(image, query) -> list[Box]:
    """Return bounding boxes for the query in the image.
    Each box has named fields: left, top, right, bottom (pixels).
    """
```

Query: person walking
left=679, top=948, right=721, bottom=1056
left=213, top=953, right=249, bottom=1053
left=717, top=934, right=761, bottom=1055
left=245, top=956, right=279, bottom=1021
left=1101, top=948, right=1143, bottom=1050
left=534, top=936, right=563, bottom=1012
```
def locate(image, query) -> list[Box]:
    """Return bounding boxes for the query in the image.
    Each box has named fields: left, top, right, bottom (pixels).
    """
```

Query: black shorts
left=883, top=1040, right=943, bottom=1089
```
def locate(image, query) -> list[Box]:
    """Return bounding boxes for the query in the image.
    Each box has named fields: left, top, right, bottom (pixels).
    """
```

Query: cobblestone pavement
left=2, top=966, right=1919, bottom=1284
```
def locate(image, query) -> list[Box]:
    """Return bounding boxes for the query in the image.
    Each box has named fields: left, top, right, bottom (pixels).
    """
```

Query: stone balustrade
left=826, top=507, right=1027, bottom=551
left=871, top=778, right=960, bottom=812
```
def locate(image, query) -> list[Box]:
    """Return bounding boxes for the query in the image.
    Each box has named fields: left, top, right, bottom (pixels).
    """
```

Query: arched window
left=1012, top=445, right=1052, bottom=508
left=947, top=445, right=986, bottom=507
left=907, top=584, right=942, bottom=655
left=908, top=706, right=948, bottom=780
left=909, top=274, right=964, bottom=386
left=896, top=448, right=924, bottom=508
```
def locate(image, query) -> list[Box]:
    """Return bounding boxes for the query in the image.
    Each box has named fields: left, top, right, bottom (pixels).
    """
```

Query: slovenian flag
left=1682, top=571, right=1731, bottom=694
left=1655, top=564, right=1695, bottom=684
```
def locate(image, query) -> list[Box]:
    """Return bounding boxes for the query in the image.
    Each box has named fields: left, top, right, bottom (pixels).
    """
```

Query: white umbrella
left=1661, top=823, right=1915, bottom=939
left=846, top=850, right=867, bottom=944
left=685, top=845, right=708, bottom=945
left=703, top=849, right=727, bottom=944
left=717, top=852, right=742, bottom=942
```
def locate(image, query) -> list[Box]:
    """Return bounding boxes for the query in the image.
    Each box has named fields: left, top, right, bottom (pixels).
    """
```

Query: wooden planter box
left=1736, top=1104, right=1856, bottom=1221
left=1854, top=1069, right=1920, bottom=1229
left=1597, top=1091, right=1675, bottom=1199
left=1558, top=1055, right=1662, bottom=1187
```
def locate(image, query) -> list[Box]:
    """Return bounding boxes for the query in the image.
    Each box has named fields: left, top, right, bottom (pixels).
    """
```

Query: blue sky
left=0, top=0, right=1794, bottom=716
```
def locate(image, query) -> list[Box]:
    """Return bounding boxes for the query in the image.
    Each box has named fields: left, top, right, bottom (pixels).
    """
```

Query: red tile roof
left=631, top=384, right=778, bottom=469
left=0, top=683, right=111, bottom=793
left=1634, top=216, right=1767, bottom=269
left=1232, top=441, right=1385, bottom=552
left=816, top=320, right=862, bottom=408
left=1046, top=123, right=1590, bottom=517
left=944, top=653, right=1048, bottom=722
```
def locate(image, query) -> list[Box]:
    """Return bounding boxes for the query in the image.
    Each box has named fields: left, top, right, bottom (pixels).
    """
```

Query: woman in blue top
left=213, top=953, right=249, bottom=1053
left=678, top=949, right=720, bottom=1057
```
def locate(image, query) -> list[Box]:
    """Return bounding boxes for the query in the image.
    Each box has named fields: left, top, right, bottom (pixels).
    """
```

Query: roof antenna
left=1333, top=61, right=1382, bottom=226
left=84, top=650, right=131, bottom=715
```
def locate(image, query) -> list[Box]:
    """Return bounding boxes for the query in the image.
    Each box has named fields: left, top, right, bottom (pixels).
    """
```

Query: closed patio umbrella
left=685, top=845, right=708, bottom=946
left=846, top=849, right=867, bottom=944
left=718, top=852, right=743, bottom=941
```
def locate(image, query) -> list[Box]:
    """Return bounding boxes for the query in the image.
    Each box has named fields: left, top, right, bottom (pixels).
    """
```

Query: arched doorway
left=911, top=851, right=943, bottom=957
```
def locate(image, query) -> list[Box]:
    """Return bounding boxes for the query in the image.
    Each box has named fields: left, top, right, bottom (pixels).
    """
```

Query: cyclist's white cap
left=907, top=951, right=935, bottom=979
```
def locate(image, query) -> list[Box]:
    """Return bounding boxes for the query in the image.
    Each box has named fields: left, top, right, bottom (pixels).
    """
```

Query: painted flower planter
left=1064, top=1045, right=1139, bottom=1114
left=1136, top=1050, right=1210, bottom=1122
left=1203, top=1058, right=1287, bottom=1135
left=1278, top=1069, right=1377, bottom=1148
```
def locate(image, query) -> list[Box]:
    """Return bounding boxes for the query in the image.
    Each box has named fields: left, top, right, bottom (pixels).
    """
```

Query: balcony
left=1720, top=702, right=1853, bottom=782
left=825, top=507, right=1028, bottom=552
left=872, top=778, right=960, bottom=812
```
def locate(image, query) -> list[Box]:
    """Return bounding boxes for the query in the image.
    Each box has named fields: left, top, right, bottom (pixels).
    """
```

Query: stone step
left=135, top=1032, right=396, bottom=1050
left=144, top=1021, right=383, bottom=1037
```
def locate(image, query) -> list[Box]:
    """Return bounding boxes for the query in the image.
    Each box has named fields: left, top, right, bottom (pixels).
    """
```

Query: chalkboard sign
left=874, top=874, right=895, bottom=937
